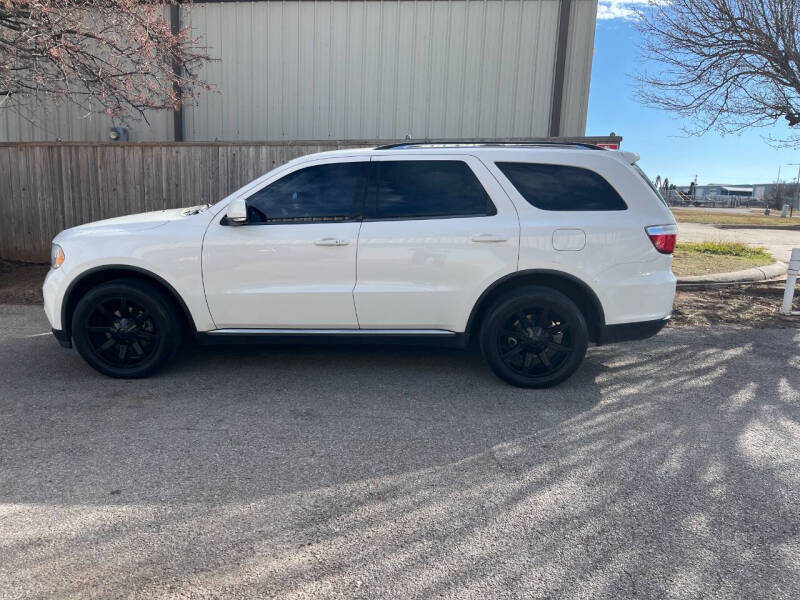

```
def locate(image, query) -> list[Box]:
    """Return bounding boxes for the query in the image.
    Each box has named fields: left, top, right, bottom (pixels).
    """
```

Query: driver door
left=202, top=157, right=368, bottom=329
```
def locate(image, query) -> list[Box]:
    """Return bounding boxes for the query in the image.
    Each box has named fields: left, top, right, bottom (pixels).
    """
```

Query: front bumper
left=51, top=328, right=72, bottom=348
left=43, top=266, right=68, bottom=331
left=597, top=318, right=669, bottom=345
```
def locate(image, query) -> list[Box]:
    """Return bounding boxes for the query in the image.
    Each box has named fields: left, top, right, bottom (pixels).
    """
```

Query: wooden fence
left=0, top=141, right=364, bottom=262
left=0, top=136, right=620, bottom=262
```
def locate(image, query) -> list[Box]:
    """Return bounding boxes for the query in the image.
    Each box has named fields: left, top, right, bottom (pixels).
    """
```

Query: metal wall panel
left=184, top=0, right=586, bottom=141
left=0, top=5, right=175, bottom=143
left=559, top=0, right=597, bottom=137
left=0, top=99, right=174, bottom=143
left=0, top=0, right=596, bottom=142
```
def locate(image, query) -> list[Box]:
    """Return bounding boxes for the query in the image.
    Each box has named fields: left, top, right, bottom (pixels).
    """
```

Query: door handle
left=471, top=233, right=508, bottom=243
left=314, top=237, right=350, bottom=246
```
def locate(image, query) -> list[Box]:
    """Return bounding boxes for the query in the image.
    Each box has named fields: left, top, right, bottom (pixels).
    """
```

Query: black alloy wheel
left=84, top=297, right=158, bottom=368
left=497, top=306, right=574, bottom=376
left=71, top=279, right=182, bottom=378
left=480, top=286, right=589, bottom=388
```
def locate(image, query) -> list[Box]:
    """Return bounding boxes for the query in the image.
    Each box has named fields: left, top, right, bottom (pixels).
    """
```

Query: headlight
left=51, top=244, right=65, bottom=269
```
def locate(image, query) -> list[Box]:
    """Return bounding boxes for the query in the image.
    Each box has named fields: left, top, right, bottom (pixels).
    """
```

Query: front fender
left=45, top=218, right=215, bottom=333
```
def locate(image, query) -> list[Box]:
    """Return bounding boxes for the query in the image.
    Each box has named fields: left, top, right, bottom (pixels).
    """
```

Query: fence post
left=781, top=248, right=800, bottom=316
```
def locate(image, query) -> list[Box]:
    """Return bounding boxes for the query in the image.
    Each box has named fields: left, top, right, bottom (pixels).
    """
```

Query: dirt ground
left=1, top=260, right=798, bottom=330
left=0, top=260, right=48, bottom=305
left=671, top=282, right=799, bottom=329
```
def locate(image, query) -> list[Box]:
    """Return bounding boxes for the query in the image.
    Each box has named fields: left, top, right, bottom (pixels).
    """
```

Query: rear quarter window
left=495, top=162, right=627, bottom=211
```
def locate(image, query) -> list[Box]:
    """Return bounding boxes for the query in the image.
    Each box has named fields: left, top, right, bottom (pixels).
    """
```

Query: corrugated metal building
left=0, top=0, right=598, bottom=142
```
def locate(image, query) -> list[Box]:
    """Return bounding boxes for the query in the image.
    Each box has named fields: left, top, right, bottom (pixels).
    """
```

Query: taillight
left=646, top=225, right=678, bottom=254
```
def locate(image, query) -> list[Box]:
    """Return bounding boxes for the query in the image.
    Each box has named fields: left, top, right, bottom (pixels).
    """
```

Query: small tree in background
left=636, top=0, right=800, bottom=144
left=766, top=182, right=800, bottom=208
left=0, top=0, right=211, bottom=126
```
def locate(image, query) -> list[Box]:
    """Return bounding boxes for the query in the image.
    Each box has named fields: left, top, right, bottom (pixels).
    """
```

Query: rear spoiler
left=618, top=151, right=640, bottom=164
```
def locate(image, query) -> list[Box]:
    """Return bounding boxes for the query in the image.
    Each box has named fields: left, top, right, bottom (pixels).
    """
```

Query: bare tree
left=636, top=0, right=800, bottom=143
left=0, top=0, right=212, bottom=127
left=766, top=181, right=799, bottom=207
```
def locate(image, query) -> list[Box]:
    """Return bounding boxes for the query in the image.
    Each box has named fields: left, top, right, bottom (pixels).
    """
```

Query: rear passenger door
left=354, top=155, right=519, bottom=332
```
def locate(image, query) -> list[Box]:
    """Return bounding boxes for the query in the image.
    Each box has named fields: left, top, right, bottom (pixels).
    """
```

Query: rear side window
left=372, top=160, right=496, bottom=219
left=496, top=162, right=627, bottom=211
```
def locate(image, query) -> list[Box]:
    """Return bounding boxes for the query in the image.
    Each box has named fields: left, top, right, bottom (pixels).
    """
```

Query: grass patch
left=676, top=241, right=772, bottom=258
left=672, top=241, right=773, bottom=277
left=672, top=208, right=800, bottom=227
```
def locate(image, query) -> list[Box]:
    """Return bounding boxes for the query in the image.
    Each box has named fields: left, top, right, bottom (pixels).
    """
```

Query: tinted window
left=373, top=160, right=495, bottom=219
left=245, top=162, right=366, bottom=223
left=496, top=162, right=627, bottom=211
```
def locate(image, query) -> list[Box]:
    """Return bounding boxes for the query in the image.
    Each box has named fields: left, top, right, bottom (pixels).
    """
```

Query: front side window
left=371, top=160, right=496, bottom=219
left=244, top=162, right=366, bottom=224
left=496, top=162, right=627, bottom=211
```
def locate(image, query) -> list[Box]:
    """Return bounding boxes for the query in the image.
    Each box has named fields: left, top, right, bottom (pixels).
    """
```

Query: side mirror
left=226, top=197, right=248, bottom=225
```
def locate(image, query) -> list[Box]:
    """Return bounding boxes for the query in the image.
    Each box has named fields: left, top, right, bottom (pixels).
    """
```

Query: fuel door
left=552, top=228, right=586, bottom=251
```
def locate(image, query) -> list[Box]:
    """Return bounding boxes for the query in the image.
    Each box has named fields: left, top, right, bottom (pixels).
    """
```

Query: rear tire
left=71, top=279, right=182, bottom=378
left=480, top=286, right=589, bottom=388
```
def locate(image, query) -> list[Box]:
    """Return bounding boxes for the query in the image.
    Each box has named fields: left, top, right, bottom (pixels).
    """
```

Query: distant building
left=753, top=183, right=799, bottom=208
left=672, top=182, right=800, bottom=208
left=752, top=183, right=790, bottom=202
left=676, top=184, right=753, bottom=199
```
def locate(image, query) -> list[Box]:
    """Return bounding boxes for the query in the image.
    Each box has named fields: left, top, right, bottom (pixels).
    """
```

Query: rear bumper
left=599, top=266, right=676, bottom=325
left=598, top=318, right=669, bottom=345
left=51, top=328, right=72, bottom=349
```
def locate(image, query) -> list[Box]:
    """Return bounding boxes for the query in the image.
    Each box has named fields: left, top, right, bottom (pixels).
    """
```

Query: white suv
left=43, top=142, right=677, bottom=387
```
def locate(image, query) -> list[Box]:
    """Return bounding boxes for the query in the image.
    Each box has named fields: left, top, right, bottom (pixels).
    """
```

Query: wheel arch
left=61, top=265, right=197, bottom=338
left=466, top=270, right=606, bottom=343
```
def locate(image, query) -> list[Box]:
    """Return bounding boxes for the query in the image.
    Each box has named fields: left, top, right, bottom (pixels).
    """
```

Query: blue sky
left=586, top=9, right=800, bottom=186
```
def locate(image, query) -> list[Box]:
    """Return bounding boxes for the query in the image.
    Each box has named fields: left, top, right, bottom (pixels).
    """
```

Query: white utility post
left=781, top=248, right=800, bottom=316
left=788, top=163, right=800, bottom=217
left=796, top=164, right=800, bottom=216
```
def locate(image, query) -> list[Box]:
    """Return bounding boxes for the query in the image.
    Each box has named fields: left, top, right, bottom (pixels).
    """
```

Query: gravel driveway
left=1, top=304, right=799, bottom=599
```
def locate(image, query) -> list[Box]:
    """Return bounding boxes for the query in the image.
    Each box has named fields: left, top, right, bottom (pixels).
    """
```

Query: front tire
left=71, top=279, right=182, bottom=378
left=480, top=286, right=589, bottom=388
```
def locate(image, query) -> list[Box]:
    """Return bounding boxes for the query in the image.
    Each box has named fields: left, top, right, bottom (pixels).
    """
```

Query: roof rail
left=374, top=140, right=606, bottom=151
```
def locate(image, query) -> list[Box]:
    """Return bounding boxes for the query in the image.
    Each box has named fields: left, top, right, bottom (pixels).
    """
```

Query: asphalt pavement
left=1, top=304, right=799, bottom=599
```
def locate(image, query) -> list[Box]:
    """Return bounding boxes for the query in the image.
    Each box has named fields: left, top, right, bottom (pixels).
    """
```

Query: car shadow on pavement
left=1, top=307, right=799, bottom=598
